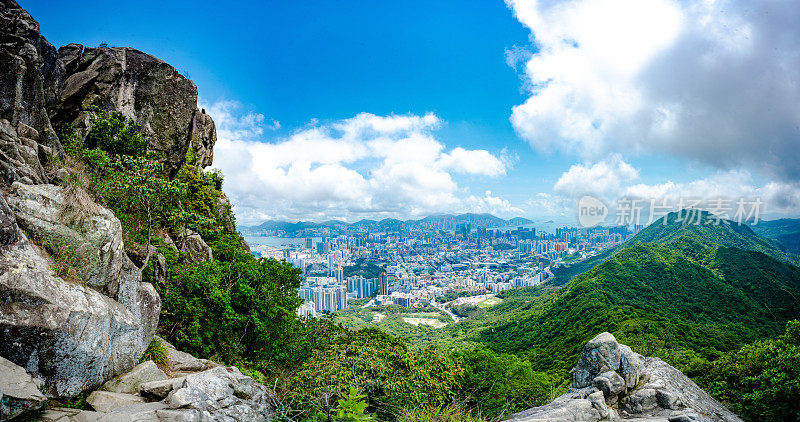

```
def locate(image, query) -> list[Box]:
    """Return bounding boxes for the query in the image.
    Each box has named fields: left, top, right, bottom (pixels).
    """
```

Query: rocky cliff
left=0, top=0, right=238, bottom=419
left=504, top=333, right=742, bottom=422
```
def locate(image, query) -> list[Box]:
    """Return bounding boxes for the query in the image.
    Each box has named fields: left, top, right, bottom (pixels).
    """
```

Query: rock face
left=99, top=361, right=168, bottom=394
left=0, top=0, right=63, bottom=186
left=181, top=229, right=213, bottom=264
left=0, top=188, right=160, bottom=397
left=504, top=333, right=743, bottom=422
left=0, top=0, right=217, bottom=185
left=0, top=356, right=46, bottom=420
left=190, top=109, right=216, bottom=169
left=6, top=182, right=125, bottom=290
left=49, top=44, right=202, bottom=174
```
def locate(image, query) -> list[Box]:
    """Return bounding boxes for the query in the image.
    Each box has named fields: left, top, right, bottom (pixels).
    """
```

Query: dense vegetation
left=750, top=218, right=800, bottom=256
left=61, top=110, right=800, bottom=421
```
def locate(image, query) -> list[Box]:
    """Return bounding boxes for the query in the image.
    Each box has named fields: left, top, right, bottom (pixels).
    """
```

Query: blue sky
left=24, top=0, right=800, bottom=224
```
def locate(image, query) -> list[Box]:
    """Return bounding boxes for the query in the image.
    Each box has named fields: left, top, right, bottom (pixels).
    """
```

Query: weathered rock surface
left=0, top=0, right=64, bottom=187
left=158, top=336, right=208, bottom=373
left=180, top=229, right=213, bottom=264
left=49, top=44, right=202, bottom=174
left=44, top=356, right=274, bottom=421
left=99, top=360, right=167, bottom=394
left=86, top=391, right=145, bottom=413
left=504, top=333, right=742, bottom=422
left=0, top=356, right=47, bottom=420
left=1, top=0, right=217, bottom=185
left=0, top=189, right=158, bottom=397
left=6, top=182, right=124, bottom=290
left=190, top=110, right=216, bottom=169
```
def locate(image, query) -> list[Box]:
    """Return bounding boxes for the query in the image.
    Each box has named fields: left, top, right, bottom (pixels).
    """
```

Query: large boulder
left=0, top=190, right=158, bottom=397
left=0, top=0, right=63, bottom=186
left=180, top=229, right=213, bottom=264
left=49, top=44, right=202, bottom=175
left=164, top=366, right=274, bottom=421
left=5, top=182, right=125, bottom=291
left=504, top=333, right=743, bottom=422
left=0, top=356, right=46, bottom=420
left=99, top=360, right=168, bottom=394
left=190, top=109, right=216, bottom=169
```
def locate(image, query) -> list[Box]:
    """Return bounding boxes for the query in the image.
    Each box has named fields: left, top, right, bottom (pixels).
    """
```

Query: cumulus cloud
left=507, top=0, right=800, bottom=181
left=205, top=101, right=513, bottom=224
left=554, top=155, right=639, bottom=197
left=549, top=156, right=800, bottom=220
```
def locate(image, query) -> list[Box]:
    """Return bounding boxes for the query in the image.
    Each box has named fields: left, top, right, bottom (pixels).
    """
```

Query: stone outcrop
left=41, top=351, right=274, bottom=421
left=0, top=1, right=229, bottom=418
left=49, top=44, right=202, bottom=174
left=0, top=0, right=63, bottom=186
left=0, top=188, right=159, bottom=398
left=181, top=229, right=213, bottom=264
left=0, top=0, right=217, bottom=186
left=504, top=333, right=743, bottom=422
left=190, top=109, right=216, bottom=169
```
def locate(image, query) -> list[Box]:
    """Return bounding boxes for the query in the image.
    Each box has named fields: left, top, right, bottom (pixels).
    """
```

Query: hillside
left=551, top=210, right=795, bottom=285
left=480, top=242, right=800, bottom=373
left=750, top=218, right=800, bottom=255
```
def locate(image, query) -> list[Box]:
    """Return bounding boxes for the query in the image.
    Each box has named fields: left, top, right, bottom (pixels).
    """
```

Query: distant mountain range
left=242, top=213, right=533, bottom=234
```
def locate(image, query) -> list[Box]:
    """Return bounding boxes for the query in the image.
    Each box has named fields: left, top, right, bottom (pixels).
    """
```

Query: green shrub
left=85, top=105, right=148, bottom=157
left=140, top=337, right=169, bottom=366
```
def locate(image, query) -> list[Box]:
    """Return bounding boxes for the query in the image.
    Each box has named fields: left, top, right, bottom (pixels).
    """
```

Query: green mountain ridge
left=551, top=210, right=795, bottom=285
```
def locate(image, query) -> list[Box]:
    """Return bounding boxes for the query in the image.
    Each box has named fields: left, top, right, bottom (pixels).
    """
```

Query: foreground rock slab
left=100, top=360, right=168, bottom=394
left=0, top=356, right=47, bottom=420
left=504, top=332, right=742, bottom=422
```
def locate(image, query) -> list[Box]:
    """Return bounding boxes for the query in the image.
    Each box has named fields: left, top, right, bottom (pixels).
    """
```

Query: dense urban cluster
left=246, top=218, right=642, bottom=316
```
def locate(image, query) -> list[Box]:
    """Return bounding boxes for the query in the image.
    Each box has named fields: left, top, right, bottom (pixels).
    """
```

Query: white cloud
left=508, top=0, right=800, bottom=182
left=554, top=155, right=639, bottom=197
left=205, top=102, right=514, bottom=224
left=550, top=158, right=800, bottom=219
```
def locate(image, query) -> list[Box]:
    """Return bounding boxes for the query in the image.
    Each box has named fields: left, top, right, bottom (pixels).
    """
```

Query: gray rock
left=163, top=366, right=274, bottom=421
left=157, top=337, right=207, bottom=372
left=573, top=332, right=644, bottom=392
left=38, top=407, right=104, bottom=422
left=0, top=0, right=63, bottom=187
left=0, top=356, right=46, bottom=420
left=86, top=391, right=145, bottom=413
left=154, top=409, right=208, bottom=422
left=96, top=401, right=169, bottom=421
left=593, top=370, right=625, bottom=402
left=505, top=333, right=743, bottom=422
left=190, top=110, right=216, bottom=169
left=6, top=182, right=125, bottom=290
left=49, top=45, right=201, bottom=175
left=504, top=391, right=602, bottom=421
left=180, top=229, right=213, bottom=264
left=622, top=388, right=659, bottom=414
left=0, top=192, right=155, bottom=396
left=99, top=360, right=167, bottom=394
left=140, top=377, right=187, bottom=400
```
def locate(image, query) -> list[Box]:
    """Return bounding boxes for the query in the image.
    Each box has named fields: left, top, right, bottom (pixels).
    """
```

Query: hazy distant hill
left=242, top=213, right=533, bottom=234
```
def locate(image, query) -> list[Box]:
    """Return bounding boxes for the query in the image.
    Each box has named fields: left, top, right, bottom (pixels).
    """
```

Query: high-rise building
left=305, top=238, right=313, bottom=249
left=379, top=273, right=388, bottom=295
